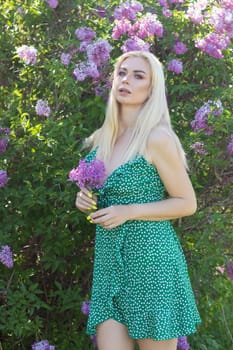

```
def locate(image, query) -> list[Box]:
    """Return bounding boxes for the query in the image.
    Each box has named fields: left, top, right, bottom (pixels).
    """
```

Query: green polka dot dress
left=85, top=150, right=201, bottom=340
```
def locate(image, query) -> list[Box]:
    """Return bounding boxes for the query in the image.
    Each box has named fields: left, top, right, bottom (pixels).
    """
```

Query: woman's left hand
left=90, top=205, right=128, bottom=229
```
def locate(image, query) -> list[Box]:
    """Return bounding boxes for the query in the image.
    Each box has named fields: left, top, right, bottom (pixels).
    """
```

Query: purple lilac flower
left=0, top=138, right=8, bottom=153
left=162, top=7, right=172, bottom=17
left=190, top=100, right=223, bottom=134
left=79, top=41, right=91, bottom=52
left=132, top=13, right=164, bottom=38
left=227, top=134, right=233, bottom=154
left=73, top=62, right=100, bottom=81
left=0, top=245, right=13, bottom=268
left=75, top=27, right=96, bottom=41
left=226, top=261, right=233, bottom=281
left=16, top=45, right=37, bottom=65
left=32, top=340, right=55, bottom=350
left=81, top=301, right=91, bottom=315
left=0, top=127, right=10, bottom=135
left=173, top=41, right=188, bottom=54
left=191, top=141, right=208, bottom=155
left=195, top=32, right=230, bottom=59
left=60, top=53, right=72, bottom=66
left=45, top=0, right=58, bottom=8
left=35, top=100, right=51, bottom=117
left=112, top=19, right=132, bottom=39
left=96, top=6, right=107, bottom=18
left=167, top=59, right=183, bottom=74
left=158, top=0, right=167, bottom=6
left=0, top=170, right=8, bottom=188
left=121, top=37, right=150, bottom=52
left=69, top=158, right=106, bottom=189
left=114, top=1, right=143, bottom=21
left=177, top=336, right=190, bottom=350
left=87, top=39, right=112, bottom=66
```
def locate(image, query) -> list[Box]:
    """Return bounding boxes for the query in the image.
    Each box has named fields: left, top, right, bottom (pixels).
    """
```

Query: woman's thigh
left=97, top=318, right=136, bottom=350
left=137, top=338, right=177, bottom=350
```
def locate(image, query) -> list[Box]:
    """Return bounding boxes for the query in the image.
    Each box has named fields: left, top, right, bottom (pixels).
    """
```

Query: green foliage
left=0, top=0, right=232, bottom=349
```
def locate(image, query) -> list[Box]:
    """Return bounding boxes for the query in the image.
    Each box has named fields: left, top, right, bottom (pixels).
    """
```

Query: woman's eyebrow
left=119, top=67, right=146, bottom=74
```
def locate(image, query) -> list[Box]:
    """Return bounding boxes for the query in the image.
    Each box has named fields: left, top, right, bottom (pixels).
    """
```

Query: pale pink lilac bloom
left=167, top=59, right=183, bottom=74
left=0, top=170, right=8, bottom=188
left=32, top=340, right=55, bottom=350
left=75, top=27, right=96, bottom=41
left=209, top=6, right=233, bottom=38
left=112, top=19, right=132, bottom=39
left=173, top=41, right=188, bottom=54
left=227, top=134, right=233, bottom=154
left=0, top=245, right=13, bottom=268
left=162, top=7, right=172, bottom=17
left=45, top=0, right=58, bottom=8
left=215, top=265, right=225, bottom=274
left=187, top=0, right=208, bottom=23
left=132, top=13, right=164, bottom=38
left=35, top=99, right=51, bottom=117
left=16, top=45, right=37, bottom=65
left=87, top=39, right=112, bottom=66
left=191, top=141, right=208, bottom=155
left=114, top=1, right=144, bottom=21
left=121, top=37, right=150, bottom=52
left=221, top=0, right=233, bottom=10
left=60, top=53, right=72, bottom=66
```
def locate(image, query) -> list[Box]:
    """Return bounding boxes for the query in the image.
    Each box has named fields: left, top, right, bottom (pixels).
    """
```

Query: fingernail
left=88, top=192, right=92, bottom=198
left=87, top=207, right=92, bottom=210
left=92, top=205, right=97, bottom=210
left=86, top=216, right=91, bottom=220
left=92, top=200, right=96, bottom=205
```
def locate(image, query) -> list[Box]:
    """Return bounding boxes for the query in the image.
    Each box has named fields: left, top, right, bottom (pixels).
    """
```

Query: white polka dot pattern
left=85, top=150, right=201, bottom=340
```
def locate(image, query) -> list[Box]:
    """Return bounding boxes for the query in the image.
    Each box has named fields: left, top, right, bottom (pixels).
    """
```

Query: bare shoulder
left=147, top=126, right=181, bottom=166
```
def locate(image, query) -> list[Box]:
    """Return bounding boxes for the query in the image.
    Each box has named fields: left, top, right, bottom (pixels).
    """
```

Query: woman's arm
left=91, top=128, right=197, bottom=229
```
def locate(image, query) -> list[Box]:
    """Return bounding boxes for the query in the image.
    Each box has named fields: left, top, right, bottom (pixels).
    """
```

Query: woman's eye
left=118, top=71, right=126, bottom=77
left=135, top=74, right=143, bottom=79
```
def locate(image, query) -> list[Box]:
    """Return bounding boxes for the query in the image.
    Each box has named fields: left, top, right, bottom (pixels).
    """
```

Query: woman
left=75, top=51, right=201, bottom=350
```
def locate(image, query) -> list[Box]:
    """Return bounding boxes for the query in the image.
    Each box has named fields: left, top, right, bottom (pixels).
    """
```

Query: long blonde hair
left=87, top=50, right=187, bottom=167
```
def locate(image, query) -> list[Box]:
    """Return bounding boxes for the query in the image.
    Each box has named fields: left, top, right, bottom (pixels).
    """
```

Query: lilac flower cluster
left=32, top=340, right=55, bottom=350
left=69, top=158, right=106, bottom=189
left=190, top=100, right=223, bottom=134
left=187, top=0, right=208, bottom=24
left=227, top=134, right=233, bottom=154
left=0, top=170, right=8, bottom=188
left=81, top=300, right=91, bottom=315
left=0, top=245, right=13, bottom=268
left=188, top=0, right=233, bottom=59
left=112, top=1, right=163, bottom=52
left=158, top=0, right=184, bottom=18
left=44, top=0, right=58, bottom=9
left=45, top=0, right=58, bottom=9
left=81, top=301, right=97, bottom=347
left=167, top=59, right=183, bottom=74
left=16, top=45, right=37, bottom=65
left=177, top=336, right=190, bottom=350
left=72, top=26, right=112, bottom=82
left=191, top=141, right=208, bottom=155
left=173, top=41, right=188, bottom=55
left=35, top=99, right=51, bottom=117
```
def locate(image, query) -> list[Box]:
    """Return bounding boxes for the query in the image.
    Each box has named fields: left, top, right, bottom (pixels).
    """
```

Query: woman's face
left=114, top=56, right=151, bottom=109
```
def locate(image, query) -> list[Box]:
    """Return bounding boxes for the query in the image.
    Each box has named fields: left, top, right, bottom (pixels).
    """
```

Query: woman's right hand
left=75, top=187, right=97, bottom=213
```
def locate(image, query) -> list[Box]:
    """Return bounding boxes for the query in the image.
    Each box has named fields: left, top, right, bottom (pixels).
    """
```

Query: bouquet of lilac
left=69, top=158, right=106, bottom=190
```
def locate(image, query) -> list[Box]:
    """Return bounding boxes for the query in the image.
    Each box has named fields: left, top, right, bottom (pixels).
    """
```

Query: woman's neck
left=118, top=105, right=141, bottom=129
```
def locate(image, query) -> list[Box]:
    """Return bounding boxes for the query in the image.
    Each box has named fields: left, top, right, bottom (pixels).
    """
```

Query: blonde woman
left=75, top=51, right=201, bottom=350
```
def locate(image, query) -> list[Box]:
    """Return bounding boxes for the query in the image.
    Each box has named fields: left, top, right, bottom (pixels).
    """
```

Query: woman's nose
left=122, top=74, right=129, bottom=83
